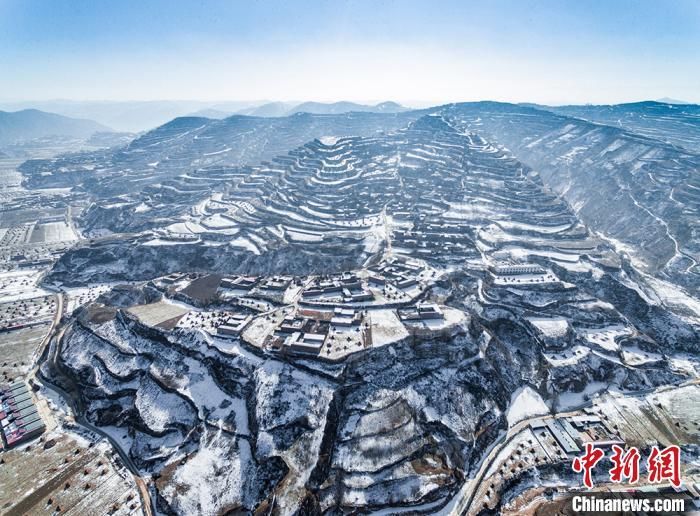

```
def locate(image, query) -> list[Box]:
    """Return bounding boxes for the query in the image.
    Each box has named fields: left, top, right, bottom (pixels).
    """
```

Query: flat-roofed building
left=284, top=332, right=325, bottom=356
left=351, top=291, right=373, bottom=302
left=545, top=419, right=580, bottom=455
left=493, top=264, right=546, bottom=276
left=396, top=277, right=419, bottom=289
left=368, top=274, right=386, bottom=286
left=0, top=379, right=44, bottom=448
left=218, top=314, right=252, bottom=337
left=161, top=272, right=184, bottom=284
left=262, top=277, right=291, bottom=291
left=417, top=302, right=443, bottom=320
left=279, top=317, right=305, bottom=333
left=331, top=315, right=354, bottom=326
left=221, top=276, right=258, bottom=290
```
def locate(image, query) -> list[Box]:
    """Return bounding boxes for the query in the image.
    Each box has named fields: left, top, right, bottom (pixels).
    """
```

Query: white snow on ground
left=229, top=236, right=260, bottom=255
left=31, top=221, right=77, bottom=242
left=506, top=386, right=549, bottom=426
left=496, top=220, right=571, bottom=234
left=63, top=283, right=114, bottom=313
left=134, top=202, right=151, bottom=213
left=162, top=428, right=252, bottom=516
left=543, top=345, right=591, bottom=367
left=179, top=356, right=249, bottom=433
left=493, top=243, right=583, bottom=265
left=668, top=354, right=699, bottom=376
left=253, top=360, right=335, bottom=514
left=556, top=381, right=610, bottom=411
left=287, top=229, right=324, bottom=242
left=526, top=317, right=569, bottom=338
left=621, top=346, right=663, bottom=366
left=0, top=268, right=50, bottom=302
left=201, top=213, right=237, bottom=229
left=203, top=146, right=232, bottom=156
left=579, top=324, right=630, bottom=352
left=442, top=201, right=499, bottom=220
left=135, top=376, right=197, bottom=433
left=644, top=274, right=700, bottom=324
left=368, top=309, right=409, bottom=347
left=319, top=136, right=340, bottom=145
left=484, top=428, right=537, bottom=478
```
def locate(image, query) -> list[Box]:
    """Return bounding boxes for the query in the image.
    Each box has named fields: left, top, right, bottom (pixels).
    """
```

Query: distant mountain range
left=0, top=100, right=410, bottom=131
left=656, top=97, right=691, bottom=105
left=194, top=101, right=410, bottom=119
left=0, top=109, right=109, bottom=146
left=0, top=100, right=261, bottom=132
left=8, top=98, right=696, bottom=134
left=237, top=100, right=408, bottom=117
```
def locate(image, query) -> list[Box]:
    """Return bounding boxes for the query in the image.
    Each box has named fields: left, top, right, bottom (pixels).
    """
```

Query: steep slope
left=541, top=101, right=700, bottom=152
left=442, top=102, right=700, bottom=296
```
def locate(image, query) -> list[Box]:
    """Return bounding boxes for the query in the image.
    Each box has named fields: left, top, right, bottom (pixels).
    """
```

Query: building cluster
left=216, top=313, right=254, bottom=337
left=174, top=309, right=254, bottom=336
left=398, top=302, right=444, bottom=321
left=220, top=274, right=294, bottom=299
left=151, top=257, right=453, bottom=359
left=530, top=412, right=622, bottom=460
left=221, top=275, right=259, bottom=291
left=297, top=257, right=433, bottom=310
left=160, top=272, right=187, bottom=284
left=369, top=258, right=425, bottom=290
left=302, top=271, right=374, bottom=304
left=0, top=379, right=45, bottom=449
left=257, top=276, right=293, bottom=293
left=266, top=307, right=366, bottom=357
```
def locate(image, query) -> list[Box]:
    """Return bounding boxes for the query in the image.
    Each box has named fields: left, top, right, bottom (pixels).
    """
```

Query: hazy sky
left=1, top=0, right=699, bottom=105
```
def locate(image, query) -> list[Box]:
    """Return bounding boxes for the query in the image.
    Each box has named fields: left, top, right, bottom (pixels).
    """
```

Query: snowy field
left=29, top=221, right=77, bottom=243
left=127, top=300, right=190, bottom=327
left=578, top=324, right=630, bottom=352
left=506, top=386, right=549, bottom=426
left=0, top=269, right=50, bottom=303
left=368, top=309, right=409, bottom=346
left=526, top=317, right=569, bottom=338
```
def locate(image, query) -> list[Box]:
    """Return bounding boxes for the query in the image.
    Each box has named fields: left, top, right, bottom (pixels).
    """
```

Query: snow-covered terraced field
left=20, top=102, right=700, bottom=515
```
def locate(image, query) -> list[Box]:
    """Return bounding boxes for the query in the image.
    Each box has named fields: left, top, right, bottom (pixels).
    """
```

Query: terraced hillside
left=542, top=101, right=700, bottom=153
left=19, top=111, right=420, bottom=196
left=36, top=112, right=700, bottom=514
left=442, top=102, right=700, bottom=296
left=44, top=115, right=608, bottom=281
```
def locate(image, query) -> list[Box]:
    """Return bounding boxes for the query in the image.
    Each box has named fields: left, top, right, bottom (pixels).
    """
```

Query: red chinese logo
left=572, top=444, right=681, bottom=488
left=572, top=443, right=605, bottom=489
left=609, top=445, right=640, bottom=483
left=647, top=445, right=681, bottom=488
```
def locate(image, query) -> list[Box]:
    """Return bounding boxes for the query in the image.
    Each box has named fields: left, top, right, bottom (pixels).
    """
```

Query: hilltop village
left=122, top=254, right=467, bottom=361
